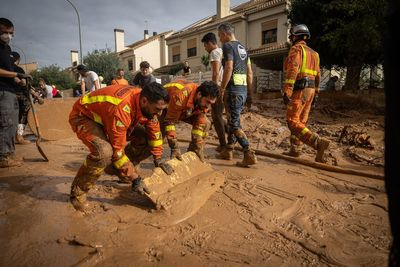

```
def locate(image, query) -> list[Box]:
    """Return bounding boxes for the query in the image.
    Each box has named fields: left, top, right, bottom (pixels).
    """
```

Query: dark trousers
left=224, top=85, right=249, bottom=149
left=0, top=89, right=18, bottom=159
left=211, top=95, right=227, bottom=147
left=17, top=93, right=30, bottom=125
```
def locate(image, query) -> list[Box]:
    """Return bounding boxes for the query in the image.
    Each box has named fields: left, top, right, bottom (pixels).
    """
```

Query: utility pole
left=66, top=0, right=83, bottom=65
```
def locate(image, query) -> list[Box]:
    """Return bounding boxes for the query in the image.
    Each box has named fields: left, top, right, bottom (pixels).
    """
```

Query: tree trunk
left=343, top=64, right=362, bottom=91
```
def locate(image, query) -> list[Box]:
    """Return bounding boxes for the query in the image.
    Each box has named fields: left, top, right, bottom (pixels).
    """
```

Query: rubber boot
left=70, top=160, right=103, bottom=212
left=315, top=138, right=330, bottom=163
left=0, top=155, right=23, bottom=168
left=188, top=142, right=205, bottom=162
left=16, top=124, right=30, bottom=145
left=216, top=145, right=233, bottom=160
left=236, top=148, right=257, bottom=167
left=283, top=146, right=301, bottom=157
left=70, top=195, right=89, bottom=212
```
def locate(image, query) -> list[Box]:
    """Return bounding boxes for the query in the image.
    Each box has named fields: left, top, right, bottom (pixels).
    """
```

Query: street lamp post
left=66, top=0, right=83, bottom=65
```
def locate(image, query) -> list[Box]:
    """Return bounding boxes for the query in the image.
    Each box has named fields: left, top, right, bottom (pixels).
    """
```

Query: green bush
left=31, top=64, right=75, bottom=90
left=84, top=49, right=123, bottom=85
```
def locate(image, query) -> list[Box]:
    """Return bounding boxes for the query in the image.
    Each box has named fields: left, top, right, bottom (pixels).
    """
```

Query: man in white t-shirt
left=76, top=64, right=100, bottom=96
left=38, top=78, right=53, bottom=99
left=201, top=32, right=226, bottom=152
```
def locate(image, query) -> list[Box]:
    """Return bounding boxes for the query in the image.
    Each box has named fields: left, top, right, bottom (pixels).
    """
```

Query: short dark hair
left=141, top=82, right=169, bottom=103
left=76, top=64, right=88, bottom=72
left=217, top=22, right=235, bottom=35
left=140, top=61, right=150, bottom=69
left=117, top=68, right=124, bottom=72
left=0, top=18, right=14, bottom=28
left=197, top=81, right=219, bottom=98
left=11, top=51, right=20, bottom=62
left=201, top=32, right=217, bottom=44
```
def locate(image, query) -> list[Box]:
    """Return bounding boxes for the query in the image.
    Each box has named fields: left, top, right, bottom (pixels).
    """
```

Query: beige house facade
left=116, top=30, right=173, bottom=73
left=164, top=0, right=289, bottom=91
left=165, top=0, right=289, bottom=70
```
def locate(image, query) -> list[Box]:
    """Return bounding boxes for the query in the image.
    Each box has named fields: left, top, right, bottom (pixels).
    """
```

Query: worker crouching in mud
left=125, top=80, right=219, bottom=164
left=68, top=82, right=172, bottom=212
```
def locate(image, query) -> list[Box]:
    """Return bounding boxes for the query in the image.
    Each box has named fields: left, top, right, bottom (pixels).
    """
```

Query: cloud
left=1, top=0, right=246, bottom=68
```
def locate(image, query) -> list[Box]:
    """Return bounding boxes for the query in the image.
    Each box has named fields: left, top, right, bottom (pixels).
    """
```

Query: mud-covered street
left=0, top=91, right=389, bottom=266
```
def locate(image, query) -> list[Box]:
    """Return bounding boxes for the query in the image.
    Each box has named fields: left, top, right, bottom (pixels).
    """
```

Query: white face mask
left=0, top=33, right=13, bottom=44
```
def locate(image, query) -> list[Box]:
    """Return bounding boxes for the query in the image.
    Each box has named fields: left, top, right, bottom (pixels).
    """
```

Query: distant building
left=160, top=0, right=290, bottom=91
left=115, top=29, right=174, bottom=73
left=19, top=62, right=38, bottom=74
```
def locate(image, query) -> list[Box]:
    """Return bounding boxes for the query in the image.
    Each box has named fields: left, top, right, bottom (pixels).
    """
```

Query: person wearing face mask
left=0, top=18, right=31, bottom=168
left=157, top=80, right=219, bottom=162
left=68, top=82, right=172, bottom=212
left=281, top=24, right=330, bottom=163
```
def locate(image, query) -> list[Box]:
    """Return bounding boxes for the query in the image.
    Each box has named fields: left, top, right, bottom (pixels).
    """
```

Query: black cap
left=76, top=64, right=88, bottom=72
left=11, top=51, right=20, bottom=62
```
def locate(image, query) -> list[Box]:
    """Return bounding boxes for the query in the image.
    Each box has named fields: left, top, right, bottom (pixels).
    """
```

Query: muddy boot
left=216, top=146, right=233, bottom=160
left=188, top=142, right=205, bottom=162
left=0, top=155, right=23, bottom=168
left=236, top=148, right=257, bottom=167
left=15, top=134, right=30, bottom=145
left=283, top=146, right=301, bottom=158
left=70, top=195, right=89, bottom=212
left=315, top=138, right=330, bottom=163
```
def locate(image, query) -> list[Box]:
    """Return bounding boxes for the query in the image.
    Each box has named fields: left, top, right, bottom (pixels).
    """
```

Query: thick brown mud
left=1, top=91, right=389, bottom=266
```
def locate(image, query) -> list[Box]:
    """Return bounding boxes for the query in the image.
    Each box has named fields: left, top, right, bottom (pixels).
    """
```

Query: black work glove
left=170, top=148, right=183, bottom=160
left=17, top=73, right=32, bottom=80
left=282, top=94, right=291, bottom=105
left=154, top=158, right=174, bottom=175
left=131, top=176, right=150, bottom=195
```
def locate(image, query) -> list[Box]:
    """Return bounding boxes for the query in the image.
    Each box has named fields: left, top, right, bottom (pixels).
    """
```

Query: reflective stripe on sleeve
left=82, top=95, right=123, bottom=105
left=113, top=154, right=130, bottom=169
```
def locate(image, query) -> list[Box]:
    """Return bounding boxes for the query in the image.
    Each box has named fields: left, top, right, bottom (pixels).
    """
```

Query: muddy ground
left=0, top=90, right=389, bottom=266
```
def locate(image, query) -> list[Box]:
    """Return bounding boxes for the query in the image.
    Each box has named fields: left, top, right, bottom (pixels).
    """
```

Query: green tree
left=288, top=0, right=386, bottom=90
left=31, top=64, right=75, bottom=90
left=84, top=48, right=122, bottom=85
left=201, top=54, right=209, bottom=71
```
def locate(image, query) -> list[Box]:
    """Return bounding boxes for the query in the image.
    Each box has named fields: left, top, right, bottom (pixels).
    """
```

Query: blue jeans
left=224, top=85, right=249, bottom=149
left=0, top=89, right=19, bottom=158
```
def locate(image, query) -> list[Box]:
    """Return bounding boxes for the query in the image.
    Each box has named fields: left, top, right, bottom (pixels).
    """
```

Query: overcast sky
left=2, top=0, right=247, bottom=68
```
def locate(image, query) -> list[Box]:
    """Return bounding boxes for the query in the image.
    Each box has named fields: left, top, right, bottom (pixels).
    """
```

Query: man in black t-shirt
left=183, top=60, right=191, bottom=76
left=215, top=22, right=257, bottom=167
left=0, top=18, right=31, bottom=168
left=130, top=61, right=156, bottom=88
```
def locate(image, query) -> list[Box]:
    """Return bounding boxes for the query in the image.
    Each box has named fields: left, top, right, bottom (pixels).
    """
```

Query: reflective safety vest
left=69, top=84, right=163, bottom=159
left=163, top=80, right=207, bottom=140
left=283, top=40, right=320, bottom=96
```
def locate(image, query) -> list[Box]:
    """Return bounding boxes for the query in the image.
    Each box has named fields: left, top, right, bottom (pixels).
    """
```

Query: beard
left=141, top=107, right=153, bottom=119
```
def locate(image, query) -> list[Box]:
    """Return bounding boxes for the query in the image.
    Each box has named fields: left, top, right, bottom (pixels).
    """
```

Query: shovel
left=26, top=79, right=49, bottom=162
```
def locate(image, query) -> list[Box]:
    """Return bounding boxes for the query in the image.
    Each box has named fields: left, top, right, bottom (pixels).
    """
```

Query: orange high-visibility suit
left=283, top=40, right=321, bottom=152
left=69, top=84, right=163, bottom=201
left=162, top=80, right=210, bottom=159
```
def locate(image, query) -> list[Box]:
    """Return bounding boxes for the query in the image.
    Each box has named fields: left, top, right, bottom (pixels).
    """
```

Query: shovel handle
left=26, top=79, right=49, bottom=162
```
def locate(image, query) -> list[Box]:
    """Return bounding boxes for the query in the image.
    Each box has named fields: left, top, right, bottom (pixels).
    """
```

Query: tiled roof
left=248, top=42, right=289, bottom=56
left=167, top=0, right=287, bottom=40
left=124, top=30, right=173, bottom=50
